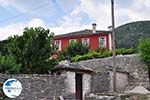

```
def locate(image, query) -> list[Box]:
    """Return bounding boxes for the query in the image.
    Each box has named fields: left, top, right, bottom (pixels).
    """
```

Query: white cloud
left=137, top=0, right=150, bottom=8
left=51, top=24, right=90, bottom=35
left=77, top=0, right=111, bottom=29
left=0, top=23, right=24, bottom=40
left=115, top=0, right=150, bottom=26
left=52, top=0, right=150, bottom=34
left=50, top=14, right=91, bottom=35
left=1, top=0, right=150, bottom=40
left=27, top=18, right=46, bottom=28
left=70, top=6, right=81, bottom=17
left=51, top=0, right=111, bottom=35
left=0, top=18, right=46, bottom=40
left=0, top=0, right=12, bottom=7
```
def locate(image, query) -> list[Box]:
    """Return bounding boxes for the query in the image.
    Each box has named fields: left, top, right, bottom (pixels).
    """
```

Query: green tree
left=138, top=38, right=150, bottom=86
left=7, top=27, right=57, bottom=74
left=0, top=54, right=21, bottom=74
left=65, top=41, right=89, bottom=57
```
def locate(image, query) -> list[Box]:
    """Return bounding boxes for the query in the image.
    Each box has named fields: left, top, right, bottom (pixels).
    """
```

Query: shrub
left=101, top=51, right=112, bottom=57
left=138, top=38, right=150, bottom=86
left=71, top=51, right=112, bottom=62
left=71, top=48, right=135, bottom=62
left=96, top=47, right=109, bottom=52
left=116, top=48, right=135, bottom=55
left=0, top=54, right=21, bottom=74
left=65, top=41, right=89, bottom=57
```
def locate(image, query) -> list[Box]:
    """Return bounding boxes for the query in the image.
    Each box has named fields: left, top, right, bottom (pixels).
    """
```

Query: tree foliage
left=65, top=41, right=89, bottom=57
left=138, top=38, right=150, bottom=86
left=138, top=38, right=150, bottom=63
left=0, top=27, right=57, bottom=74
left=72, top=48, right=135, bottom=62
left=0, top=54, right=21, bottom=74
left=116, top=21, right=150, bottom=49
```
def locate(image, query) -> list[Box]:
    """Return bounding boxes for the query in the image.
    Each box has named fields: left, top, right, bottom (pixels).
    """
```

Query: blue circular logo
left=3, top=78, right=22, bottom=98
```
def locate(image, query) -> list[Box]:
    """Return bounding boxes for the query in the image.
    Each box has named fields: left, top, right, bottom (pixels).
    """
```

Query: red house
left=54, top=23, right=112, bottom=51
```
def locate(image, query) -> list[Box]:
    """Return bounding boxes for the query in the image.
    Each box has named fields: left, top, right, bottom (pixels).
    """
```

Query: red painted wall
left=89, top=35, right=99, bottom=50
left=61, top=38, right=68, bottom=50
left=54, top=33, right=110, bottom=51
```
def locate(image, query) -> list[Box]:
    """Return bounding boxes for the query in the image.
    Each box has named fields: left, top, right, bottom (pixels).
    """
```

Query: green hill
left=115, top=21, right=150, bottom=49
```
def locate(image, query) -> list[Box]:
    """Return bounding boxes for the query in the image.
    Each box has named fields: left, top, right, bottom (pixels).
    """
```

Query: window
left=54, top=40, right=61, bottom=50
left=82, top=38, right=89, bottom=46
left=99, top=37, right=106, bottom=48
left=69, top=39, right=76, bottom=44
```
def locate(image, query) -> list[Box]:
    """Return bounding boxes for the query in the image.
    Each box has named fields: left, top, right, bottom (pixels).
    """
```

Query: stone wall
left=90, top=70, right=110, bottom=93
left=0, top=74, right=67, bottom=100
left=0, top=72, right=92, bottom=100
left=77, top=54, right=148, bottom=92
left=90, top=70, right=128, bottom=93
left=120, top=93, right=150, bottom=100
left=85, top=93, right=116, bottom=100
left=83, top=73, right=91, bottom=99
left=85, top=93, right=150, bottom=100
left=64, top=71, right=76, bottom=99
left=109, top=71, right=129, bottom=92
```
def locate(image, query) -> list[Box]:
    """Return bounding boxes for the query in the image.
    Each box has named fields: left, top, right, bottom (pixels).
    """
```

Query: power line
left=0, top=3, right=50, bottom=24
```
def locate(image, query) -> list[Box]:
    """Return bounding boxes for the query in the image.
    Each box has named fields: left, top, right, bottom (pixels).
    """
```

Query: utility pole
left=111, top=0, right=116, bottom=92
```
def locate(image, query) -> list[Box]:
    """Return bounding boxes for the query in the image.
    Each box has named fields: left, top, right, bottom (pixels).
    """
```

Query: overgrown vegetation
left=64, top=40, right=89, bottom=57
left=0, top=27, right=57, bottom=74
left=0, top=54, right=21, bottom=74
left=63, top=39, right=136, bottom=62
left=72, top=48, right=136, bottom=62
left=138, top=38, right=150, bottom=86
left=63, top=41, right=136, bottom=62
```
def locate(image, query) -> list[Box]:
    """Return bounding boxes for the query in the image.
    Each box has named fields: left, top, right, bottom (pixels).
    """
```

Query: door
left=76, top=73, right=83, bottom=100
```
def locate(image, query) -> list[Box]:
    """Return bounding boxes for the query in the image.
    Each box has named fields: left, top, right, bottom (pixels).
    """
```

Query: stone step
left=85, top=93, right=116, bottom=100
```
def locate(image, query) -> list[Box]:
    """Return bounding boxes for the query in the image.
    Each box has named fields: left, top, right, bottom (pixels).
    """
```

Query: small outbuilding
left=53, top=61, right=94, bottom=100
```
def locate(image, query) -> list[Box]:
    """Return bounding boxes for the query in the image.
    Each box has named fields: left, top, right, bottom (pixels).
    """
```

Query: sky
left=0, top=0, right=150, bottom=40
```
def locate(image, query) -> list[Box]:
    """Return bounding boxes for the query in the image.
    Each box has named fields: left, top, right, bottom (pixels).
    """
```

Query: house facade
left=54, top=23, right=112, bottom=51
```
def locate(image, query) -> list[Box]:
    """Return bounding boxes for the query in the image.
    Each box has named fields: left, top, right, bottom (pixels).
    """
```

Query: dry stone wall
left=78, top=54, right=147, bottom=83
left=0, top=74, right=67, bottom=100
left=77, top=54, right=148, bottom=92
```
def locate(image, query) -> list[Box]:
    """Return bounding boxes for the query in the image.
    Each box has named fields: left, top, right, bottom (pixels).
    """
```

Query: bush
left=138, top=38, right=150, bottom=86
left=138, top=39, right=150, bottom=63
left=101, top=51, right=112, bottom=57
left=71, top=51, right=112, bottom=62
left=0, top=54, right=21, bottom=74
left=71, top=48, right=135, bottom=62
left=96, top=47, right=109, bottom=52
left=116, top=48, right=135, bottom=55
left=65, top=41, right=89, bottom=57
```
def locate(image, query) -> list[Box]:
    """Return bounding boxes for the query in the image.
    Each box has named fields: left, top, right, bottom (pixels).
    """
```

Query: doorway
left=75, top=73, right=83, bottom=100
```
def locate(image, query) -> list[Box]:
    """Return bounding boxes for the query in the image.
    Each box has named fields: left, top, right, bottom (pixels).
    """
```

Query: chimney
left=92, top=23, right=97, bottom=33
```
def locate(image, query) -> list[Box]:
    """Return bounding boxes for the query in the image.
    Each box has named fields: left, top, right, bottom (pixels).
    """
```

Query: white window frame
left=99, top=36, right=107, bottom=48
left=69, top=39, right=76, bottom=44
left=54, top=40, right=61, bottom=51
left=82, top=38, right=89, bottom=46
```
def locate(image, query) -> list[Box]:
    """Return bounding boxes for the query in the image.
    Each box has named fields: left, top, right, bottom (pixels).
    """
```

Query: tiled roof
left=54, top=29, right=110, bottom=39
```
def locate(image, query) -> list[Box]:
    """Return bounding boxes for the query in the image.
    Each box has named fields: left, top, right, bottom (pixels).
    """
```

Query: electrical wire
left=0, top=3, right=50, bottom=24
